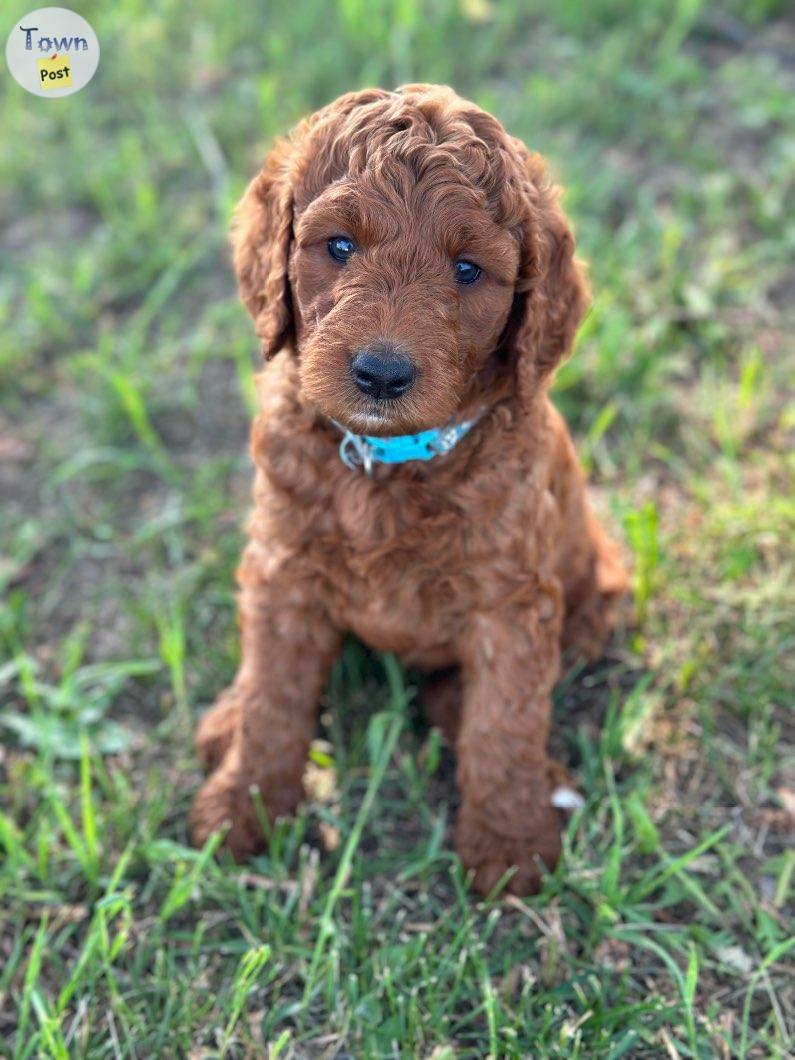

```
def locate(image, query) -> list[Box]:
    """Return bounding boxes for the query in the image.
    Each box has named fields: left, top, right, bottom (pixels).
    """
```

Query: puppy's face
left=291, top=172, right=519, bottom=435
left=233, top=86, right=588, bottom=436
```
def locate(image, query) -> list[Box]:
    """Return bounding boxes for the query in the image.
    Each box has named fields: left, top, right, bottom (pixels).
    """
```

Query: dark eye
left=327, top=236, right=356, bottom=263
left=454, top=258, right=482, bottom=285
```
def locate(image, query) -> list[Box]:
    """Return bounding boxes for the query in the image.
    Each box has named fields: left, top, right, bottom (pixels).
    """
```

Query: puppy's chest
left=307, top=472, right=541, bottom=655
left=321, top=530, right=475, bottom=659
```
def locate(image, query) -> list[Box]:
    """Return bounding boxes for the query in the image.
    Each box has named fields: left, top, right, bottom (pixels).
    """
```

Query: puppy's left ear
left=507, top=145, right=590, bottom=399
left=231, top=137, right=295, bottom=359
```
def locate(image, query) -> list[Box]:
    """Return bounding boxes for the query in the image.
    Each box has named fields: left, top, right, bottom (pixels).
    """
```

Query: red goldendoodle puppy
left=190, top=84, right=628, bottom=895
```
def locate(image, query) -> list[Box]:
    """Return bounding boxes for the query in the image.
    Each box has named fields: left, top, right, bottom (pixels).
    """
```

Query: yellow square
left=37, top=53, right=72, bottom=91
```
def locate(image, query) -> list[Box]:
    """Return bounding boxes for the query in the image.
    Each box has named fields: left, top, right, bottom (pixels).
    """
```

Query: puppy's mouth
left=325, top=379, right=463, bottom=438
left=338, top=399, right=414, bottom=437
left=348, top=408, right=392, bottom=431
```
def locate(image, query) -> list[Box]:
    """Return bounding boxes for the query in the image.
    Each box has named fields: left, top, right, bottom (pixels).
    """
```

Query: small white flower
left=551, top=786, right=584, bottom=811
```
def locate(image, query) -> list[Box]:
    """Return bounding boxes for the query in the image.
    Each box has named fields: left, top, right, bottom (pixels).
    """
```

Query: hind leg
left=561, top=505, right=629, bottom=660
left=547, top=406, right=628, bottom=660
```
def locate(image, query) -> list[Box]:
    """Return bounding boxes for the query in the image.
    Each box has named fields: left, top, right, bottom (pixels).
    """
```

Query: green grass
left=1, top=0, right=793, bottom=1055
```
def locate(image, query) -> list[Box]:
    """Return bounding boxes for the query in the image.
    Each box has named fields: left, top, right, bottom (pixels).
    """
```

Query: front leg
left=190, top=561, right=341, bottom=860
left=455, top=590, right=567, bottom=896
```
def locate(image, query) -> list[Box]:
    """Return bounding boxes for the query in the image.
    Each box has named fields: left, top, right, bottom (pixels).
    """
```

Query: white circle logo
left=5, top=7, right=99, bottom=98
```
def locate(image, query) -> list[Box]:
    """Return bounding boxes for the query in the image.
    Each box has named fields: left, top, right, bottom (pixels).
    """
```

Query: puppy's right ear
left=231, top=138, right=295, bottom=359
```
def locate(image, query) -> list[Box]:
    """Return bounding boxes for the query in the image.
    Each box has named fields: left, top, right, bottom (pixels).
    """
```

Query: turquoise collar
left=331, top=414, right=481, bottom=474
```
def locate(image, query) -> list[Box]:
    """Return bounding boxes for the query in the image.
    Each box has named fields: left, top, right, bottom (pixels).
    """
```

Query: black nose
left=350, top=345, right=416, bottom=401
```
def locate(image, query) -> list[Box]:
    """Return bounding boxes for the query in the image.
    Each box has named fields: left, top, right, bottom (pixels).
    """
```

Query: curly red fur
left=190, top=84, right=628, bottom=896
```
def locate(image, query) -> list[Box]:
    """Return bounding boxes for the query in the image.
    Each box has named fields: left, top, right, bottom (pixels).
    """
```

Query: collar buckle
left=336, top=424, right=374, bottom=475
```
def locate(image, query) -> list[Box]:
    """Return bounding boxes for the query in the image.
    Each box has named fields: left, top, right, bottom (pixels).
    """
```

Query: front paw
left=455, top=802, right=563, bottom=897
left=190, top=768, right=266, bottom=861
left=195, top=688, right=242, bottom=770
